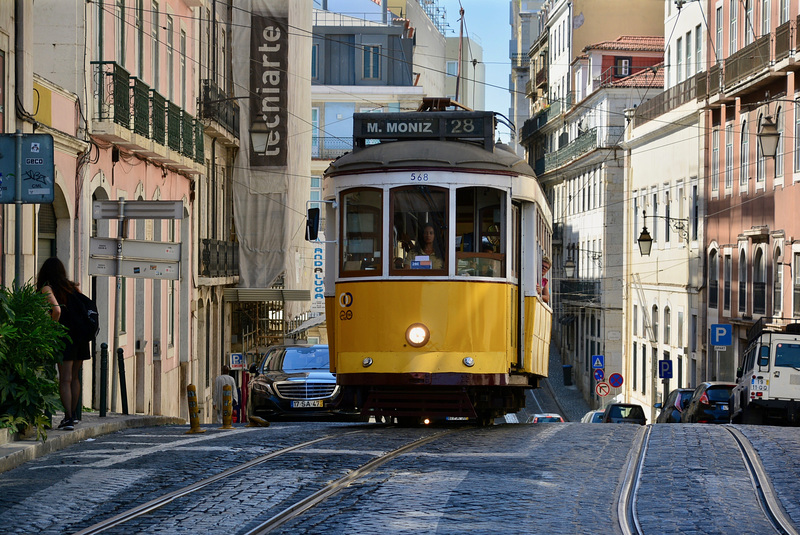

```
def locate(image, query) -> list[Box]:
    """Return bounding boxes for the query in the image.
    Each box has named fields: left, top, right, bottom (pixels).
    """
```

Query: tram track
left=73, top=427, right=461, bottom=535
left=618, top=425, right=799, bottom=535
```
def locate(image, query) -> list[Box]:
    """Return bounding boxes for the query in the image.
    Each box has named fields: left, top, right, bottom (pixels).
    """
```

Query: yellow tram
left=308, top=103, right=552, bottom=425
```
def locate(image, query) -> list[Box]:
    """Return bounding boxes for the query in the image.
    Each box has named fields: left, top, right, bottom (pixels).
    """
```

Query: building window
left=685, top=31, right=692, bottom=79
left=712, top=129, right=719, bottom=191
left=664, top=307, right=671, bottom=346
left=725, top=124, right=733, bottom=189
left=676, top=38, right=683, bottom=83
left=116, top=0, right=126, bottom=66
left=739, top=252, right=748, bottom=313
left=136, top=0, right=144, bottom=78
left=761, top=0, right=771, bottom=37
left=310, top=176, right=322, bottom=210
left=774, top=247, right=783, bottom=316
left=311, top=44, right=319, bottom=79
left=311, top=107, right=319, bottom=158
left=794, top=252, right=800, bottom=317
left=665, top=190, right=671, bottom=243
left=724, top=254, right=732, bottom=311
left=795, top=104, right=800, bottom=172
left=180, top=30, right=186, bottom=109
left=678, top=310, right=684, bottom=348
left=730, top=0, right=738, bottom=54
left=363, top=45, right=380, bottom=79
left=716, top=6, right=723, bottom=62
left=652, top=192, right=659, bottom=243
left=446, top=60, right=458, bottom=77
left=695, top=25, right=702, bottom=73
left=633, top=344, right=638, bottom=391
left=776, top=108, right=784, bottom=177
left=754, top=248, right=766, bottom=314
left=633, top=304, right=638, bottom=337
left=741, top=120, right=749, bottom=185
left=710, top=250, right=719, bottom=309
left=615, top=57, right=631, bottom=77
left=745, top=0, right=754, bottom=45
left=780, top=0, right=789, bottom=23
left=152, top=1, right=159, bottom=91
left=692, top=184, right=699, bottom=241
left=757, top=115, right=766, bottom=183
left=167, top=15, right=174, bottom=101
left=652, top=305, right=659, bottom=343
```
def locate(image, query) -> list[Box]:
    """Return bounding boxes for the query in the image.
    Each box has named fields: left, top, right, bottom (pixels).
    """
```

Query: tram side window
left=341, top=189, right=382, bottom=275
left=390, top=186, right=447, bottom=273
left=455, top=187, right=505, bottom=278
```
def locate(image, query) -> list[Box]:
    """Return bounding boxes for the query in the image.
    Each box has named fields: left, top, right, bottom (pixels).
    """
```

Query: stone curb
left=0, top=415, right=185, bottom=474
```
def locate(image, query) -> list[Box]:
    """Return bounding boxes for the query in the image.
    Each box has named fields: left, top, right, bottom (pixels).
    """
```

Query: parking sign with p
left=710, top=324, right=732, bottom=347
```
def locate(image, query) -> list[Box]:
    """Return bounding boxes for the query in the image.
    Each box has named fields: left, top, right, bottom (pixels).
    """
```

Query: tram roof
left=325, top=139, right=537, bottom=177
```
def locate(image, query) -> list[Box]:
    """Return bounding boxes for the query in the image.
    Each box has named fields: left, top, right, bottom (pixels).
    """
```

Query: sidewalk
left=0, top=412, right=185, bottom=474
left=542, top=343, right=592, bottom=422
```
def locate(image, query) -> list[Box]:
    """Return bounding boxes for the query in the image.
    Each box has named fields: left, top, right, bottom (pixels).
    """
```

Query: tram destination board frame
left=353, top=111, right=495, bottom=150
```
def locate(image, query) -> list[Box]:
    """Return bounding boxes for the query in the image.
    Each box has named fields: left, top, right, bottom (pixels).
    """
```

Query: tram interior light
left=406, top=323, right=430, bottom=347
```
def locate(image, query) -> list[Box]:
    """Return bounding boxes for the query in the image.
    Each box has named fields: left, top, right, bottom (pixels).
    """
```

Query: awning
left=223, top=288, right=310, bottom=302
left=288, top=314, right=326, bottom=336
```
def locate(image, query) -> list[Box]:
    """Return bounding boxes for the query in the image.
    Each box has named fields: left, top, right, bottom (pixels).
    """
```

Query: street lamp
left=564, top=258, right=576, bottom=278
left=637, top=210, right=688, bottom=255
left=757, top=115, right=780, bottom=159
left=637, top=216, right=653, bottom=256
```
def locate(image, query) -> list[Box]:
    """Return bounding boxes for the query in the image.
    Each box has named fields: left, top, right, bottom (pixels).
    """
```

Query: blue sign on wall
left=659, top=360, right=673, bottom=379
left=591, top=355, right=605, bottom=369
left=0, top=134, right=55, bottom=204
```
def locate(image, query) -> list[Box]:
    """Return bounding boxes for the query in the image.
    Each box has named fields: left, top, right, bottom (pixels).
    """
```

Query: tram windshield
left=339, top=185, right=507, bottom=277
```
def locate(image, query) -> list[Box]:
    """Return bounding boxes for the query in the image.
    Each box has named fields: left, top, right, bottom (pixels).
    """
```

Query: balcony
left=542, top=126, right=621, bottom=173
left=559, top=279, right=601, bottom=305
left=200, top=239, right=240, bottom=279
left=632, top=75, right=697, bottom=128
left=520, top=107, right=550, bottom=142
left=775, top=20, right=792, bottom=61
left=91, top=60, right=204, bottom=173
left=511, top=53, right=529, bottom=69
left=724, top=35, right=770, bottom=89
left=312, top=136, right=353, bottom=160
left=199, top=79, right=240, bottom=146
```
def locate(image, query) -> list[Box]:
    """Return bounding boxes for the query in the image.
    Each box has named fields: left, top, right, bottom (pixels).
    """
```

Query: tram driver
left=403, top=222, right=445, bottom=269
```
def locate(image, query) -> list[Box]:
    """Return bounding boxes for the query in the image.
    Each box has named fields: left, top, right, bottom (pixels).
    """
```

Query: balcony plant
left=0, top=283, right=67, bottom=441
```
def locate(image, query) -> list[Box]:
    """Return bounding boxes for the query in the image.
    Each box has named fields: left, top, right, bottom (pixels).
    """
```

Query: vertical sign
left=250, top=6, right=288, bottom=167
left=312, top=245, right=325, bottom=312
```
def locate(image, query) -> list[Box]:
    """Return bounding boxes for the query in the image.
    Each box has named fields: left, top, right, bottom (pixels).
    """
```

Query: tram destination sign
left=353, top=111, right=495, bottom=149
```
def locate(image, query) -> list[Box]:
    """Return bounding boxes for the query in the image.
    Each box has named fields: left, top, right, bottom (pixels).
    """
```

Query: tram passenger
left=536, top=256, right=551, bottom=303
left=404, top=222, right=444, bottom=269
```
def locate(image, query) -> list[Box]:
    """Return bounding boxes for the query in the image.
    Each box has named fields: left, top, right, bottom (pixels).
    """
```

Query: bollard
left=117, top=348, right=129, bottom=415
left=185, top=385, right=206, bottom=434
left=100, top=343, right=108, bottom=417
left=219, top=384, right=234, bottom=429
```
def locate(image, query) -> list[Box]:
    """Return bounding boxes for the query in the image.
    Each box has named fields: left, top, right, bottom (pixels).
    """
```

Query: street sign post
left=608, top=373, right=624, bottom=388
left=592, top=355, right=605, bottom=369
left=594, top=369, right=604, bottom=382
left=710, top=324, right=732, bottom=346
left=596, top=382, right=610, bottom=397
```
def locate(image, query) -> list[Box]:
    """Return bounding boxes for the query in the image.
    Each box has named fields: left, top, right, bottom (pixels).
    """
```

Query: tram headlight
left=405, top=323, right=430, bottom=347
left=362, top=357, right=373, bottom=368
left=463, top=357, right=475, bottom=367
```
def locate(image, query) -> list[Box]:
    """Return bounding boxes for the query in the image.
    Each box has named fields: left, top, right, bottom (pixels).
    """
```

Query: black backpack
left=66, top=290, right=100, bottom=343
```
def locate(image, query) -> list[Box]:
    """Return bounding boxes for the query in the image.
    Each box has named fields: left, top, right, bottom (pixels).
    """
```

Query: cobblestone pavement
left=2, top=419, right=799, bottom=534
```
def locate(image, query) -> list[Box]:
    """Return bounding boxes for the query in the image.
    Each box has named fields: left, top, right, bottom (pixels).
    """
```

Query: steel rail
left=73, top=434, right=336, bottom=535
left=726, top=426, right=799, bottom=535
left=617, top=424, right=650, bottom=535
left=244, top=429, right=461, bottom=535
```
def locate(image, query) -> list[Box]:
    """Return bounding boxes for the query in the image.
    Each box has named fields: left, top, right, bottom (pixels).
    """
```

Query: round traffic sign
left=595, top=382, right=610, bottom=397
left=609, top=373, right=624, bottom=388
left=594, top=369, right=604, bottom=381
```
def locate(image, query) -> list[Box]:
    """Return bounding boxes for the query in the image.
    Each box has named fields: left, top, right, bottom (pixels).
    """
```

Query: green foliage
left=0, top=283, right=67, bottom=441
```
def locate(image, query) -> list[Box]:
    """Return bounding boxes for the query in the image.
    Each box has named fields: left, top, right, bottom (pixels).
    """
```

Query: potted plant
left=0, top=283, right=67, bottom=441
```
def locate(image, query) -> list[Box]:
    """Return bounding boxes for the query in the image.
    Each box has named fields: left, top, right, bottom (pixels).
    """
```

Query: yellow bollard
left=185, top=384, right=206, bottom=434
left=219, top=384, right=234, bottom=429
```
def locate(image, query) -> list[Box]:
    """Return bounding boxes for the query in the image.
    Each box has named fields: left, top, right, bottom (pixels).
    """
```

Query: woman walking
left=36, top=257, right=89, bottom=431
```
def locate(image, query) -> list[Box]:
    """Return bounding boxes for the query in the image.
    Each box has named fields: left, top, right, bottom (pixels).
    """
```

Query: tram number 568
left=340, top=310, right=353, bottom=320
left=410, top=172, right=429, bottom=182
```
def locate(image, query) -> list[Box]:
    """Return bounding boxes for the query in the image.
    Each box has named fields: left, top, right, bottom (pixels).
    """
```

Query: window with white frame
left=794, top=252, right=800, bottom=317
left=716, top=7, right=723, bottom=61
left=677, top=38, right=683, bottom=83
left=696, top=25, right=702, bottom=72
left=724, top=124, right=733, bottom=189
left=652, top=305, right=659, bottom=343
left=180, top=30, right=186, bottom=109
left=446, top=60, right=458, bottom=77
left=776, top=107, right=784, bottom=177
left=712, top=128, right=720, bottom=191
left=710, top=249, right=719, bottom=309
left=685, top=31, right=692, bottom=79
left=739, top=251, right=748, bottom=313
left=678, top=310, right=684, bottom=348
left=152, top=1, right=160, bottom=91
left=780, top=0, right=789, bottom=23
left=795, top=103, right=800, bottom=172
left=136, top=0, right=144, bottom=78
left=724, top=253, right=732, bottom=311
left=741, top=120, right=750, bottom=185
left=167, top=15, right=174, bottom=101
left=730, top=0, right=738, bottom=54
left=665, top=190, right=671, bottom=243
left=664, top=307, right=671, bottom=346
left=774, top=246, right=783, bottom=316
left=761, top=0, right=770, bottom=37
left=745, top=0, right=754, bottom=45
left=652, top=191, right=659, bottom=243
left=633, top=304, right=638, bottom=337
left=116, top=0, right=126, bottom=66
left=757, top=114, right=765, bottom=183
left=754, top=247, right=766, bottom=315
left=311, top=107, right=319, bottom=157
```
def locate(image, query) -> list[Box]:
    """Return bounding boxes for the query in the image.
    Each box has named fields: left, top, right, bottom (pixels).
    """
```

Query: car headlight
left=405, top=323, right=430, bottom=347
left=251, top=382, right=273, bottom=396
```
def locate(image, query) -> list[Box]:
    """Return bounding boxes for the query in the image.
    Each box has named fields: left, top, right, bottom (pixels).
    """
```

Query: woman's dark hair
left=36, top=257, right=77, bottom=304
left=418, top=222, right=444, bottom=259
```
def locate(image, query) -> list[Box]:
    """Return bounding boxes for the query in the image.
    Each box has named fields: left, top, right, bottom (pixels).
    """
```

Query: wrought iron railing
left=200, top=239, right=240, bottom=278
left=520, top=107, right=550, bottom=141
left=199, top=79, right=241, bottom=138
left=150, top=90, right=166, bottom=145
left=633, top=75, right=697, bottom=128
left=724, top=35, right=770, bottom=88
left=168, top=102, right=182, bottom=151
left=775, top=20, right=792, bottom=61
left=708, top=63, right=721, bottom=95
left=511, top=53, right=529, bottom=68
left=92, top=61, right=131, bottom=127
left=544, top=127, right=598, bottom=173
left=312, top=137, right=353, bottom=159
left=131, top=77, right=150, bottom=137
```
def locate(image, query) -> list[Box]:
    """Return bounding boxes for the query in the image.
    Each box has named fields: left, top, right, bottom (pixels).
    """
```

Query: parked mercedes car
left=247, top=344, right=347, bottom=421
left=681, top=382, right=737, bottom=424
left=600, top=403, right=647, bottom=425
left=654, top=388, right=694, bottom=423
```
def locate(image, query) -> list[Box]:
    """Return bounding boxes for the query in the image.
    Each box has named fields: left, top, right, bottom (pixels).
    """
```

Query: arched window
left=709, top=250, right=719, bottom=309
left=754, top=247, right=766, bottom=314
left=664, top=307, right=671, bottom=346
left=652, top=305, right=659, bottom=343
left=739, top=252, right=747, bottom=313
left=774, top=246, right=783, bottom=316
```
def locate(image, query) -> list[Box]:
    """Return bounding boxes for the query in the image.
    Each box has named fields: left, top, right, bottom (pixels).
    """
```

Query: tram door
left=518, top=201, right=539, bottom=370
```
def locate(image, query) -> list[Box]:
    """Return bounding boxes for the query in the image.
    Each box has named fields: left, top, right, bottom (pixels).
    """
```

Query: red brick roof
left=584, top=35, right=664, bottom=53
left=610, top=63, right=664, bottom=88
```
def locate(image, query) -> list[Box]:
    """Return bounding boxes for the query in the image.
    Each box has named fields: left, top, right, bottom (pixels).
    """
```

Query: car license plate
left=291, top=400, right=323, bottom=408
